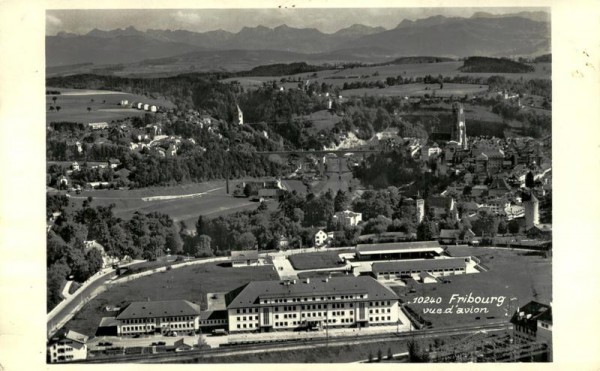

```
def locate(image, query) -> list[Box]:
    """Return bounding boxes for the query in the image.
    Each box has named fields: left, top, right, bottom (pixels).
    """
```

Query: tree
left=407, top=339, right=430, bottom=362
left=196, top=215, right=206, bottom=236
left=47, top=262, right=71, bottom=311
left=508, top=219, right=520, bottom=235
left=85, top=248, right=104, bottom=276
left=236, top=231, right=257, bottom=250
left=165, top=229, right=183, bottom=254
left=497, top=220, right=508, bottom=235
left=56, top=106, right=61, bottom=112
left=52, top=96, right=58, bottom=105
left=387, top=347, right=393, bottom=360
left=525, top=171, right=535, bottom=188
left=368, top=352, right=373, bottom=363
left=471, top=210, right=499, bottom=237
left=49, top=105, right=55, bottom=111
left=377, top=348, right=383, bottom=362
left=334, top=190, right=350, bottom=212
left=87, top=107, right=92, bottom=113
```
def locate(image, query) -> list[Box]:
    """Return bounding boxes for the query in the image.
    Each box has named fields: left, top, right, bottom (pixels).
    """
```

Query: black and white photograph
left=41, top=6, right=556, bottom=364
left=0, top=2, right=598, bottom=368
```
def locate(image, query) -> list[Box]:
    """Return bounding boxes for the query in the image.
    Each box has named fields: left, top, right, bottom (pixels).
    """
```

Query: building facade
left=47, top=329, right=88, bottom=363
left=225, top=276, right=400, bottom=333
left=333, top=210, right=363, bottom=227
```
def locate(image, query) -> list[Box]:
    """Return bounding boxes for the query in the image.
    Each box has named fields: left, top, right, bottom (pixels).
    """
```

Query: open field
left=296, top=109, right=342, bottom=131
left=396, top=246, right=551, bottom=329
left=342, top=83, right=488, bottom=98
left=288, top=251, right=346, bottom=270
left=46, top=87, right=175, bottom=124
left=66, top=180, right=269, bottom=227
left=221, top=62, right=551, bottom=91
left=64, top=262, right=279, bottom=337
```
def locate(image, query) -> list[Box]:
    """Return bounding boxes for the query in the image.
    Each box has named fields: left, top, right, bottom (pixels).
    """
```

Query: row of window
left=369, top=308, right=391, bottom=314
left=122, top=316, right=195, bottom=324
left=378, top=268, right=464, bottom=276
left=369, top=316, right=392, bottom=322
left=236, top=308, right=259, bottom=314
left=236, top=315, right=259, bottom=322
left=201, top=319, right=226, bottom=325
left=261, top=294, right=367, bottom=305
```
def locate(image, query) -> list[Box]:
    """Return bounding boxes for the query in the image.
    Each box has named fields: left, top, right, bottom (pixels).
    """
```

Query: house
left=84, top=240, right=119, bottom=268
left=439, top=229, right=461, bottom=244
left=427, top=196, right=457, bottom=220
left=199, top=310, right=228, bottom=331
left=71, top=162, right=80, bottom=171
left=488, top=178, right=512, bottom=197
left=230, top=250, right=259, bottom=267
left=234, top=104, right=244, bottom=125
left=333, top=210, right=363, bottom=227
left=314, top=230, right=328, bottom=247
left=510, top=301, right=552, bottom=360
left=471, top=185, right=488, bottom=197
left=526, top=224, right=552, bottom=240
left=418, top=271, right=437, bottom=284
left=224, top=276, right=401, bottom=333
left=88, top=122, right=109, bottom=130
left=355, top=241, right=444, bottom=261
left=47, top=329, right=88, bottom=363
left=258, top=188, right=284, bottom=199
left=278, top=236, right=290, bottom=249
left=108, top=159, right=121, bottom=169
left=171, top=338, right=195, bottom=352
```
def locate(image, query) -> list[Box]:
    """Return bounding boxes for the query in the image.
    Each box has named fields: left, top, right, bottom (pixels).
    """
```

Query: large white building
left=333, top=210, right=362, bottom=227
left=225, top=276, right=400, bottom=333
left=314, top=230, right=328, bottom=246
left=47, top=329, right=88, bottom=363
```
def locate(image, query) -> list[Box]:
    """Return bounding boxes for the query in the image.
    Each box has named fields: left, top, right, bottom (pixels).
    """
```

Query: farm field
left=221, top=61, right=551, bottom=91
left=342, top=83, right=488, bottom=98
left=64, top=262, right=279, bottom=337
left=45, top=87, right=175, bottom=124
left=396, top=246, right=551, bottom=329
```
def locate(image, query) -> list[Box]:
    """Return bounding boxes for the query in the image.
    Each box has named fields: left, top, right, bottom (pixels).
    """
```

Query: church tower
left=452, top=102, right=468, bottom=150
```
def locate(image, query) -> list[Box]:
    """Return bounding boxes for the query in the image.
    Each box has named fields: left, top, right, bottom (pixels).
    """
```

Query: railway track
left=82, top=322, right=510, bottom=363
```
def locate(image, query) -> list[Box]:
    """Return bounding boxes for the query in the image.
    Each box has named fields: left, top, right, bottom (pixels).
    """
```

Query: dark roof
left=199, top=310, right=228, bottom=321
left=231, top=250, right=259, bottom=261
left=116, top=300, right=200, bottom=320
left=427, top=196, right=454, bottom=210
left=98, top=316, right=120, bottom=327
left=489, top=178, right=511, bottom=191
left=357, top=241, right=441, bottom=254
left=226, top=276, right=398, bottom=309
left=372, top=258, right=468, bottom=274
left=48, top=328, right=88, bottom=347
left=510, top=301, right=552, bottom=329
left=439, top=229, right=460, bottom=239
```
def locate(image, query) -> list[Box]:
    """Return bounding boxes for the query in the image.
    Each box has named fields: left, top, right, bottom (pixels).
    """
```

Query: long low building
left=224, top=276, right=400, bottom=333
left=355, top=241, right=444, bottom=261
left=372, top=257, right=471, bottom=279
left=99, top=300, right=201, bottom=336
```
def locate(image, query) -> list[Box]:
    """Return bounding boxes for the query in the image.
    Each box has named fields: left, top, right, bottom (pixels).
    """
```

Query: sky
left=46, top=7, right=549, bottom=36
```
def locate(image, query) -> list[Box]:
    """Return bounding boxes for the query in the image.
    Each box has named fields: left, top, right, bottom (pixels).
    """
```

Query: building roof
left=226, top=276, right=398, bottom=309
left=334, top=210, right=362, bottom=217
left=98, top=316, right=120, bottom=327
left=48, top=328, right=88, bottom=347
left=230, top=250, right=259, bottom=261
left=439, top=229, right=460, bottom=239
left=356, top=241, right=442, bottom=254
left=510, top=301, right=552, bottom=329
left=199, top=310, right=228, bottom=321
left=427, top=196, right=454, bottom=210
left=372, top=257, right=468, bottom=274
left=489, top=178, right=511, bottom=191
left=116, top=300, right=200, bottom=320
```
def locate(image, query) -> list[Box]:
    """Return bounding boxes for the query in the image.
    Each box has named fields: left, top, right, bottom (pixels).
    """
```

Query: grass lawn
left=46, top=87, right=175, bottom=124
left=396, top=246, right=551, bottom=328
left=64, top=262, right=279, bottom=337
left=288, top=251, right=346, bottom=270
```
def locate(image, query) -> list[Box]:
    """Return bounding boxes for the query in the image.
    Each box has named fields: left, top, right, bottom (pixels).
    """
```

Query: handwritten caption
left=408, top=293, right=507, bottom=315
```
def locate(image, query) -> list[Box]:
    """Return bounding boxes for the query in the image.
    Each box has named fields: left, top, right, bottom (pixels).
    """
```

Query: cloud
left=46, top=13, right=63, bottom=27
left=172, top=11, right=202, bottom=24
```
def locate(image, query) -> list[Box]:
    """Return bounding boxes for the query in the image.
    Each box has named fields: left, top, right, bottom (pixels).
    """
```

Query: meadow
left=46, top=87, right=175, bottom=124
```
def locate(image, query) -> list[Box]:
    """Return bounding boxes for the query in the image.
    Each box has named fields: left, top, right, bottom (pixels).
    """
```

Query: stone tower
left=416, top=196, right=425, bottom=224
left=524, top=192, right=539, bottom=229
left=234, top=104, right=244, bottom=125
left=452, top=102, right=468, bottom=150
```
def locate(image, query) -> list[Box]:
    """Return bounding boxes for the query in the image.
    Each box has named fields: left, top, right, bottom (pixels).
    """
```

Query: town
left=45, top=9, right=552, bottom=364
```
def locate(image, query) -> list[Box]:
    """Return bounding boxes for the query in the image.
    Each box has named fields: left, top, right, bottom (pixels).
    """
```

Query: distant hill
left=534, top=54, right=551, bottom=63
left=459, top=56, right=535, bottom=73
left=471, top=11, right=550, bottom=23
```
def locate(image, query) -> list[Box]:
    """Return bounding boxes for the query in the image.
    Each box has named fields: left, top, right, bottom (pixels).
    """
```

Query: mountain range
left=46, top=13, right=550, bottom=68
